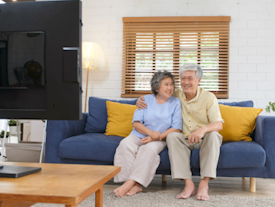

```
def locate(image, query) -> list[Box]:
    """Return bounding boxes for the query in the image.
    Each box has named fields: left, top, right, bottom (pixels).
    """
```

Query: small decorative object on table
left=266, top=102, right=275, bottom=113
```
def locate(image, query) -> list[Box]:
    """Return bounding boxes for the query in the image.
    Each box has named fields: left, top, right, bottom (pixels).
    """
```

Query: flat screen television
left=0, top=0, right=82, bottom=120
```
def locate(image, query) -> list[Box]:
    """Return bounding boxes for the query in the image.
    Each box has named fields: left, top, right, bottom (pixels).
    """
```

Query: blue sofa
left=45, top=97, right=275, bottom=192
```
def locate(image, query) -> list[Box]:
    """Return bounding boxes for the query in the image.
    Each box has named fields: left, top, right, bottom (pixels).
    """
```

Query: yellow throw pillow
left=105, top=101, right=137, bottom=137
left=219, top=104, right=262, bottom=142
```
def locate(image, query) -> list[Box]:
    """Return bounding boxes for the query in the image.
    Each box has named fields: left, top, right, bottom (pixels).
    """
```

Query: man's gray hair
left=179, top=64, right=203, bottom=79
left=151, top=70, right=176, bottom=95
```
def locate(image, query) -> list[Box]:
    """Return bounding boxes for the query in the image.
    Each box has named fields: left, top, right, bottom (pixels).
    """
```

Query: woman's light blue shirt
left=131, top=94, right=183, bottom=139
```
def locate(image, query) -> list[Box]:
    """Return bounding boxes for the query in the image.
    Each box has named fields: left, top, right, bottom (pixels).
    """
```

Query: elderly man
left=137, top=64, right=223, bottom=201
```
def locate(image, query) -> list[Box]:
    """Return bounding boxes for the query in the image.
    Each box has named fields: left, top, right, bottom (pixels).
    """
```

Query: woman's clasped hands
left=141, top=130, right=160, bottom=144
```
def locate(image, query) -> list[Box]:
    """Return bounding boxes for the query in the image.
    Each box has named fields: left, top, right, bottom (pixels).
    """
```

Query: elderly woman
left=113, top=70, right=182, bottom=197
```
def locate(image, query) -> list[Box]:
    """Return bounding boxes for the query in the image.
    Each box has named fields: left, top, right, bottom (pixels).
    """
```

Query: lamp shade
left=82, top=42, right=105, bottom=70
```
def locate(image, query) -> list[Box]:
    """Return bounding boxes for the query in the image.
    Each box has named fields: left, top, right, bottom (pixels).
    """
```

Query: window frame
left=121, top=16, right=231, bottom=99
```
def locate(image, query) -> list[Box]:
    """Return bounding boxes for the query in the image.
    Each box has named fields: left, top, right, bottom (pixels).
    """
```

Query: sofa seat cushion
left=59, top=133, right=123, bottom=163
left=191, top=141, right=266, bottom=169
left=158, top=148, right=171, bottom=171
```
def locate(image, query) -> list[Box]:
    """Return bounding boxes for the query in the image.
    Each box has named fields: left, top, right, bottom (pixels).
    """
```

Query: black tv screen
left=0, top=0, right=82, bottom=120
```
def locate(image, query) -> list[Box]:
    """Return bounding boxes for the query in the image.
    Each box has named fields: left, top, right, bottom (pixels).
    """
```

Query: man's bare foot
left=176, top=179, right=197, bottom=199
left=197, top=179, right=210, bottom=201
left=126, top=183, right=143, bottom=196
left=114, top=180, right=136, bottom=197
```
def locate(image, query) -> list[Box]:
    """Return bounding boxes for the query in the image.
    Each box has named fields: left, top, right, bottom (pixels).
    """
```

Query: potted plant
left=0, top=130, right=9, bottom=138
left=8, top=119, right=17, bottom=134
left=266, top=102, right=275, bottom=113
left=0, top=130, right=10, bottom=146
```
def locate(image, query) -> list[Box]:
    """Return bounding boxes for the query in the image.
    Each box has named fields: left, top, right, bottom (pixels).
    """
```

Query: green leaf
left=8, top=119, right=17, bottom=126
left=266, top=102, right=275, bottom=113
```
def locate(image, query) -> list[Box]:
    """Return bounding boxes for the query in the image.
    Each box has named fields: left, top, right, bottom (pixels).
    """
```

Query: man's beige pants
left=166, top=131, right=222, bottom=180
left=114, top=134, right=166, bottom=187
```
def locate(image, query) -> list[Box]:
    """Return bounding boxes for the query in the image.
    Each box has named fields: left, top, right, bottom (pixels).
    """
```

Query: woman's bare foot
left=176, top=179, right=197, bottom=199
left=114, top=180, right=136, bottom=197
left=197, top=178, right=210, bottom=201
left=126, top=183, right=143, bottom=196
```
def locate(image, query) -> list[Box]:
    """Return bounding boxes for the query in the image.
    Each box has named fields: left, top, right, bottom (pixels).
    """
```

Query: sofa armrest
left=45, top=113, right=88, bottom=163
left=254, top=115, right=275, bottom=178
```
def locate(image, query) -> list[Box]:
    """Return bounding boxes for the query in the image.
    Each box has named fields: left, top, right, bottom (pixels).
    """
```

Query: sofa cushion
left=85, top=97, right=137, bottom=133
left=218, top=100, right=253, bottom=107
left=218, top=104, right=262, bottom=142
left=59, top=133, right=123, bottom=162
left=191, top=141, right=266, bottom=169
left=105, top=101, right=137, bottom=137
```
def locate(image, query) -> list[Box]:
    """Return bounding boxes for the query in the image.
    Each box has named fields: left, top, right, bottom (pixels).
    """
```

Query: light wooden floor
left=104, top=175, right=275, bottom=198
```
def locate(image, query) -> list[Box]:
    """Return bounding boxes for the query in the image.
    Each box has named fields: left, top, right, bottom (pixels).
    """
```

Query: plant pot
left=9, top=126, right=17, bottom=135
left=0, top=136, right=10, bottom=146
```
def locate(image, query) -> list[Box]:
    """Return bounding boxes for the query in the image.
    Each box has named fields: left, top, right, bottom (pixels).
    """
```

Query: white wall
left=83, top=0, right=274, bottom=114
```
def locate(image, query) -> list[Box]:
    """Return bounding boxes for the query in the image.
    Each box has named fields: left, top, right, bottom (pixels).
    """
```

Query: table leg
left=95, top=185, right=103, bottom=207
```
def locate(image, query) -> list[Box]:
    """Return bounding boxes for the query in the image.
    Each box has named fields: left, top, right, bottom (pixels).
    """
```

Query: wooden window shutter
left=121, top=16, right=231, bottom=99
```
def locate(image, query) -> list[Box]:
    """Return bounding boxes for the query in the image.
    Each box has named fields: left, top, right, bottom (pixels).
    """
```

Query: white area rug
left=31, top=190, right=275, bottom=207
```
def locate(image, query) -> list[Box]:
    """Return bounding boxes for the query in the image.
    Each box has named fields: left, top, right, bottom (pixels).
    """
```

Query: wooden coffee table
left=0, top=162, right=120, bottom=207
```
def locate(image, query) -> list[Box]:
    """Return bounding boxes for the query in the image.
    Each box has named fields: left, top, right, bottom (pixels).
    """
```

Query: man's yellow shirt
left=173, top=86, right=224, bottom=138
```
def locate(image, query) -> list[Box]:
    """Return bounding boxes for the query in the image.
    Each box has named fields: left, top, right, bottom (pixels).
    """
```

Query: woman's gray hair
left=179, top=64, right=203, bottom=79
left=151, top=70, right=176, bottom=95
